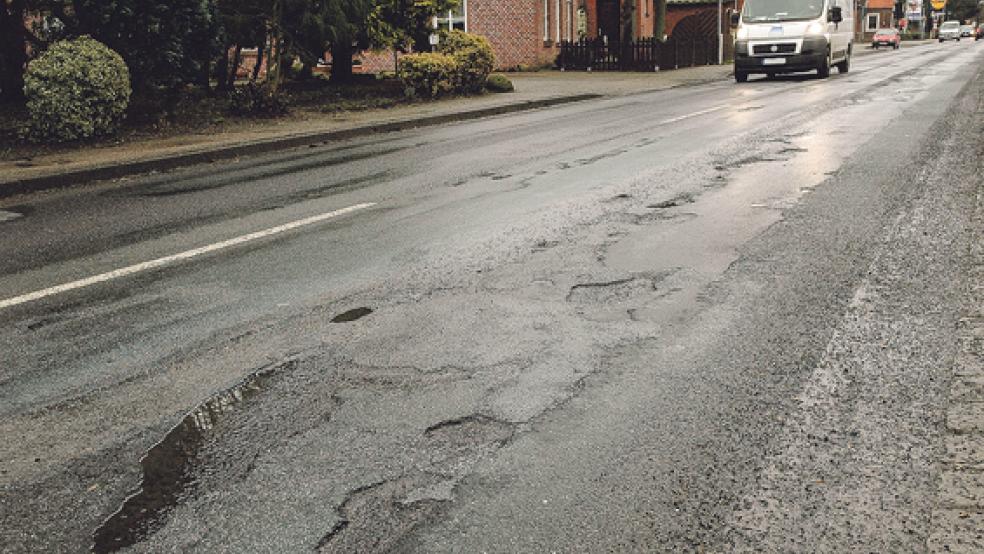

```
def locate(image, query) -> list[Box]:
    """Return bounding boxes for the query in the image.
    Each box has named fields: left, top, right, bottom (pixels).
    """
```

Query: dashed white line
left=0, top=210, right=23, bottom=223
left=657, top=105, right=728, bottom=125
left=0, top=202, right=376, bottom=310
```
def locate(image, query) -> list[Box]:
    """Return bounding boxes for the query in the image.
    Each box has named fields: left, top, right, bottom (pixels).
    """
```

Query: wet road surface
left=2, top=41, right=983, bottom=552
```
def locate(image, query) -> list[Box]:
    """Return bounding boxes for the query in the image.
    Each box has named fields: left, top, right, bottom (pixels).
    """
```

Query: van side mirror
left=829, top=6, right=843, bottom=23
left=730, top=11, right=741, bottom=26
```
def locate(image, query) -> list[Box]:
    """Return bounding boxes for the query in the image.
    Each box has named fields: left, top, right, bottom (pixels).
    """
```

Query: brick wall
left=471, top=0, right=551, bottom=69
left=666, top=5, right=717, bottom=36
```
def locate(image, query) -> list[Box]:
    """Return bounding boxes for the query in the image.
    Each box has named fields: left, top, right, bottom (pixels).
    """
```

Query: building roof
left=867, top=0, right=895, bottom=9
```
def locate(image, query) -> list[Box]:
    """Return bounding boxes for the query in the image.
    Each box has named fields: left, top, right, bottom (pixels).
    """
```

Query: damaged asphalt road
left=1, top=42, right=983, bottom=552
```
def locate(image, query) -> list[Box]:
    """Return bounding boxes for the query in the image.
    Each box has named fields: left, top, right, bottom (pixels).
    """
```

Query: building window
left=553, top=0, right=559, bottom=41
left=436, top=0, right=467, bottom=31
left=544, top=0, right=550, bottom=41
left=866, top=13, right=879, bottom=31
left=566, top=0, right=575, bottom=40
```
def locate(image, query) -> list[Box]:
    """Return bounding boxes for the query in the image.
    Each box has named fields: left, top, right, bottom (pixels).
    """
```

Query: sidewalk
left=929, top=174, right=984, bottom=553
left=0, top=65, right=730, bottom=199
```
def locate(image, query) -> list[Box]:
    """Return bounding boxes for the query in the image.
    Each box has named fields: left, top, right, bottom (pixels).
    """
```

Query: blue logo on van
left=769, top=25, right=783, bottom=35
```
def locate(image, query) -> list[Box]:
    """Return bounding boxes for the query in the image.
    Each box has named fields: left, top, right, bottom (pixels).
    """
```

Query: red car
left=872, top=28, right=901, bottom=49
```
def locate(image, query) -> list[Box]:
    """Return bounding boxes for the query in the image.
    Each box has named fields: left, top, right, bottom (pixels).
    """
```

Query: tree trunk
left=298, top=60, right=314, bottom=81
left=252, top=42, right=264, bottom=82
left=199, top=50, right=211, bottom=94
left=330, top=41, right=354, bottom=83
left=0, top=0, right=28, bottom=102
left=216, top=46, right=231, bottom=91
left=229, top=46, right=242, bottom=88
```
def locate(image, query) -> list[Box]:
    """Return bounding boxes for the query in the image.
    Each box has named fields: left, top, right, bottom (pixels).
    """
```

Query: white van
left=732, top=0, right=854, bottom=82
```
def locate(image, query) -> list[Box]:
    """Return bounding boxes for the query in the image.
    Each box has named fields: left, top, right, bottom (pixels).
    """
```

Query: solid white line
left=657, top=105, right=727, bottom=125
left=0, top=202, right=376, bottom=310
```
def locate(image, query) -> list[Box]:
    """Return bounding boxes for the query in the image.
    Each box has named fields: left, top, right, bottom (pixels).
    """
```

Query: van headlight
left=737, top=26, right=749, bottom=39
left=806, top=21, right=825, bottom=35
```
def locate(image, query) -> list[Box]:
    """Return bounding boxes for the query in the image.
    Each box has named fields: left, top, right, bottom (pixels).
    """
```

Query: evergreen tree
left=71, top=0, right=218, bottom=91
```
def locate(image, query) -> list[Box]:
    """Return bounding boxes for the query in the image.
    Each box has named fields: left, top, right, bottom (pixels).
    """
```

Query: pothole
left=315, top=477, right=441, bottom=553
left=331, top=307, right=374, bottom=323
left=423, top=415, right=514, bottom=450
left=648, top=193, right=696, bottom=209
left=91, top=361, right=294, bottom=553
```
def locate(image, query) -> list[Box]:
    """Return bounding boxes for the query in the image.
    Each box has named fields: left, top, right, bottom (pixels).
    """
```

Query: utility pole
left=718, top=0, right=724, bottom=64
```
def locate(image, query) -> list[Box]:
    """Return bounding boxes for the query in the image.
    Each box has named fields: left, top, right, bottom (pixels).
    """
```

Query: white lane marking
left=0, top=202, right=376, bottom=310
left=0, top=210, right=23, bottom=223
left=657, top=105, right=727, bottom=125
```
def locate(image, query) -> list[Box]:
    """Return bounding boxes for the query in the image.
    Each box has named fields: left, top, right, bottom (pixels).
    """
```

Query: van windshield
left=742, top=0, right=825, bottom=21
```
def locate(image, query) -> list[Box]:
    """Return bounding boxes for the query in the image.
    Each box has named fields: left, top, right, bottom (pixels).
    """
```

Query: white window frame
left=555, top=0, right=562, bottom=41
left=866, top=13, right=879, bottom=31
left=566, top=0, right=574, bottom=40
left=544, top=0, right=550, bottom=41
left=436, top=0, right=467, bottom=31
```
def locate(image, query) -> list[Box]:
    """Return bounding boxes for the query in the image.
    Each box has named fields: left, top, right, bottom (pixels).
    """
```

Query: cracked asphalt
left=1, top=41, right=983, bottom=553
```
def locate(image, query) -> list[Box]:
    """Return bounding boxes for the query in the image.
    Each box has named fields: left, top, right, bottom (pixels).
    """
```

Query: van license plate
left=763, top=58, right=786, bottom=65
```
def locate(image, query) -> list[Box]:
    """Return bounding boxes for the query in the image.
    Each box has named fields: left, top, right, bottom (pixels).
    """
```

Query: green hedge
left=485, top=73, right=514, bottom=93
left=23, top=36, right=131, bottom=143
left=397, top=53, right=458, bottom=98
left=439, top=31, right=495, bottom=94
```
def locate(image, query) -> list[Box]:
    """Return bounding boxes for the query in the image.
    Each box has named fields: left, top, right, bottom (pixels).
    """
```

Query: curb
left=0, top=93, right=602, bottom=200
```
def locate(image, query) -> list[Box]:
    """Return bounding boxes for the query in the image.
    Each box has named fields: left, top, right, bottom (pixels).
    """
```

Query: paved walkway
left=929, top=164, right=984, bottom=553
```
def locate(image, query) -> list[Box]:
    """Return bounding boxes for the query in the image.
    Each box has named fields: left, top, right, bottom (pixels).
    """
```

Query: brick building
left=361, top=0, right=572, bottom=72
left=360, top=0, right=727, bottom=73
left=856, top=0, right=896, bottom=39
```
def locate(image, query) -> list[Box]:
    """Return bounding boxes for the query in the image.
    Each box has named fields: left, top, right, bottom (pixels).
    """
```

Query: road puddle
left=91, top=364, right=285, bottom=552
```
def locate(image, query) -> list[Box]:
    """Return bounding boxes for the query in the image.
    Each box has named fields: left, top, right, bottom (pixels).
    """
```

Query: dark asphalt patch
left=648, top=193, right=696, bottom=209
left=331, top=307, right=374, bottom=323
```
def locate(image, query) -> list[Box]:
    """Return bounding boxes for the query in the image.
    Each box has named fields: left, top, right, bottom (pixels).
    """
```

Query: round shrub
left=23, top=36, right=131, bottom=143
left=397, top=53, right=458, bottom=98
left=485, top=74, right=514, bottom=93
left=439, top=31, right=495, bottom=94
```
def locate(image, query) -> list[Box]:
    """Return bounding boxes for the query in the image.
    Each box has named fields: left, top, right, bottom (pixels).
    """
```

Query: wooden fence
left=557, top=37, right=719, bottom=72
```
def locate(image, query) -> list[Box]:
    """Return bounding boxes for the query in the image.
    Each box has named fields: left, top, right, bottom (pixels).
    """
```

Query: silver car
left=939, top=21, right=961, bottom=42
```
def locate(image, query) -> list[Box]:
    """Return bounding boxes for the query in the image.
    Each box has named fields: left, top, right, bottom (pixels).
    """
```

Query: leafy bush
left=23, top=36, right=131, bottom=143
left=227, top=82, right=290, bottom=116
left=439, top=30, right=495, bottom=94
left=485, top=73, right=514, bottom=93
left=397, top=53, right=458, bottom=98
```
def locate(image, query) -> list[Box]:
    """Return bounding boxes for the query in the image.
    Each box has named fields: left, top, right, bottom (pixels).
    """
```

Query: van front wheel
left=817, top=54, right=831, bottom=79
left=735, top=70, right=748, bottom=83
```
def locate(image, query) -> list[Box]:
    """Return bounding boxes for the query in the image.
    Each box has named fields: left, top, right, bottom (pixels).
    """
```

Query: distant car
left=872, top=28, right=901, bottom=49
left=959, top=25, right=974, bottom=37
left=938, top=21, right=961, bottom=42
